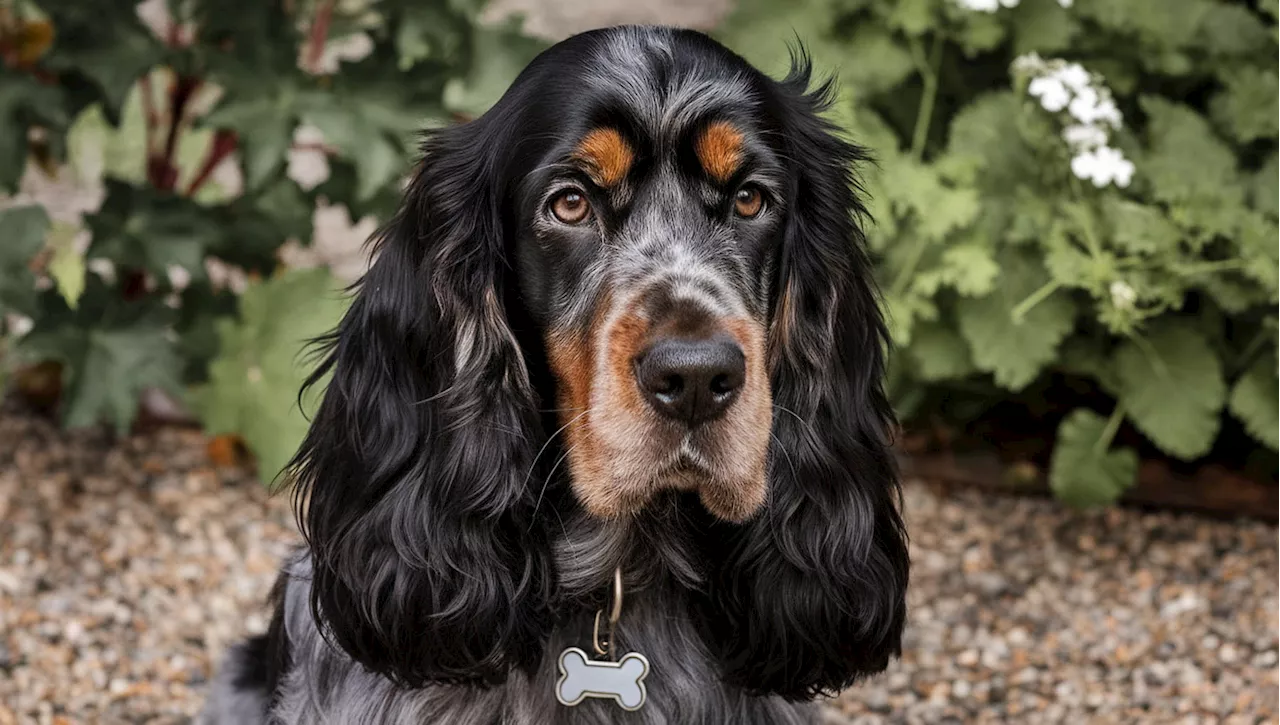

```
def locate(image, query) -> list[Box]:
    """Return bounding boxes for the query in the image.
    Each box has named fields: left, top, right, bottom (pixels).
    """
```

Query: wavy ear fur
left=705, top=54, right=909, bottom=699
left=288, top=117, right=551, bottom=687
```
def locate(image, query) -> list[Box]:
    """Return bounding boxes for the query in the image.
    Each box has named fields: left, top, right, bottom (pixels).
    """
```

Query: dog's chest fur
left=257, top=553, right=817, bottom=725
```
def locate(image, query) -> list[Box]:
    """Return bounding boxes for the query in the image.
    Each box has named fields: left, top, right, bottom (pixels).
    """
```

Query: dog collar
left=555, top=567, right=651, bottom=711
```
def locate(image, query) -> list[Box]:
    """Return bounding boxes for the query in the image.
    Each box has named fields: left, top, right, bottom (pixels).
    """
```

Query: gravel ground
left=1, top=403, right=1276, bottom=725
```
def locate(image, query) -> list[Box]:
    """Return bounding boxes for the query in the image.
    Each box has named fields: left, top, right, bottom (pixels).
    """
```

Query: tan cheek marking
left=706, top=317, right=771, bottom=522
left=574, top=128, right=633, bottom=188
left=695, top=121, right=744, bottom=184
left=604, top=311, right=651, bottom=419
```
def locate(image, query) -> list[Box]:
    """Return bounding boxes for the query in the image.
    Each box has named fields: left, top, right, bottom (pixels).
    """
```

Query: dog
left=200, top=25, right=909, bottom=724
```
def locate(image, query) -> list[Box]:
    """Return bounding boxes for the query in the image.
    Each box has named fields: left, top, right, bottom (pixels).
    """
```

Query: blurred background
left=0, top=0, right=1275, bottom=723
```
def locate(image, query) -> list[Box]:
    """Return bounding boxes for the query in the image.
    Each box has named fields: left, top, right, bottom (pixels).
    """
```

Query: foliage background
left=0, top=0, right=1275, bottom=506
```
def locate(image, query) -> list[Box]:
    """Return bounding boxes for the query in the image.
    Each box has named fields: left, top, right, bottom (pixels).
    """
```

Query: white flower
left=4, top=313, right=34, bottom=338
left=287, top=125, right=330, bottom=191
left=204, top=257, right=249, bottom=295
left=1062, top=124, right=1108, bottom=149
left=87, top=258, right=116, bottom=284
left=1057, top=0, right=1073, bottom=6
left=953, top=0, right=1020, bottom=9
left=1056, top=63, right=1091, bottom=92
left=1012, top=52, right=1046, bottom=75
left=301, top=32, right=374, bottom=75
left=165, top=264, right=192, bottom=291
left=277, top=201, right=377, bottom=284
left=136, top=0, right=195, bottom=47
left=1068, top=87, right=1123, bottom=128
left=1029, top=76, right=1071, bottom=112
left=1110, top=281, right=1136, bottom=310
left=1071, top=146, right=1135, bottom=188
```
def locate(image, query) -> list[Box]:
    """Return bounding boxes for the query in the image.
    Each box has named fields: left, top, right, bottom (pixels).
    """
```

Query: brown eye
left=734, top=186, right=763, bottom=218
left=550, top=189, right=591, bottom=224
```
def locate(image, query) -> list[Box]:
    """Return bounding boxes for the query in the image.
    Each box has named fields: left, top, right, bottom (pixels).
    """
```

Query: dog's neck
left=551, top=492, right=712, bottom=612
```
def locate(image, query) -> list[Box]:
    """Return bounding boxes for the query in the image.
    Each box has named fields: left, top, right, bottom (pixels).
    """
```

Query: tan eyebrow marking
left=573, top=128, right=634, bottom=188
left=694, top=121, right=744, bottom=184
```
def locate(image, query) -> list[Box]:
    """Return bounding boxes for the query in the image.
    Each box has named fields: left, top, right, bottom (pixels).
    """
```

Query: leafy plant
left=0, top=0, right=543, bottom=480
left=2, top=0, right=1275, bottom=507
left=721, top=0, right=1278, bottom=505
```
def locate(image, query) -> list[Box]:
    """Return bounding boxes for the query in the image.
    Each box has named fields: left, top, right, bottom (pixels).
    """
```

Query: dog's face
left=508, top=31, right=787, bottom=522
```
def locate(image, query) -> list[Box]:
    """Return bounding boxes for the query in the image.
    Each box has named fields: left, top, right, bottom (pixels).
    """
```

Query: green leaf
left=205, top=88, right=299, bottom=191
left=884, top=0, right=938, bottom=36
left=17, top=280, right=180, bottom=433
left=1049, top=409, right=1138, bottom=508
left=354, top=134, right=402, bottom=201
left=86, top=181, right=219, bottom=278
left=1103, top=198, right=1180, bottom=255
left=1230, top=356, right=1279, bottom=451
left=879, top=157, right=981, bottom=241
left=1114, top=322, right=1226, bottom=459
left=394, top=4, right=467, bottom=70
left=190, top=269, right=351, bottom=483
left=0, top=205, right=51, bottom=315
left=0, top=70, right=66, bottom=192
left=1010, top=0, right=1081, bottom=55
left=1075, top=0, right=1213, bottom=49
left=1211, top=67, right=1279, bottom=144
left=1138, top=97, right=1243, bottom=208
left=956, top=12, right=1006, bottom=57
left=1250, top=154, right=1278, bottom=218
left=443, top=19, right=547, bottom=118
left=956, top=251, right=1076, bottom=391
left=717, top=0, right=846, bottom=79
left=908, top=320, right=976, bottom=381
left=46, top=221, right=85, bottom=309
left=39, top=3, right=161, bottom=119
left=838, top=26, right=918, bottom=97
left=912, top=238, right=1000, bottom=298
left=1197, top=3, right=1274, bottom=59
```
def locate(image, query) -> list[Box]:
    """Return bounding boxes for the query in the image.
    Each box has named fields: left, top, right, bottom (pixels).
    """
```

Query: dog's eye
left=550, top=189, right=591, bottom=225
left=734, top=186, right=764, bottom=218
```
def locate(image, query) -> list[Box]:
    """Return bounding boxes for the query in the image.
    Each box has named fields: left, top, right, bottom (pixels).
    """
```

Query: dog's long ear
left=706, top=55, right=909, bottom=699
left=288, top=116, right=551, bottom=687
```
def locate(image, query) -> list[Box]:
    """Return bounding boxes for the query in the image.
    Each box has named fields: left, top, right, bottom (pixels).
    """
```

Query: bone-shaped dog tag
left=555, top=647, right=649, bottom=711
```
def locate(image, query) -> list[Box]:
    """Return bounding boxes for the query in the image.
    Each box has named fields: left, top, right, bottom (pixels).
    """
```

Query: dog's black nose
left=635, top=336, right=745, bottom=425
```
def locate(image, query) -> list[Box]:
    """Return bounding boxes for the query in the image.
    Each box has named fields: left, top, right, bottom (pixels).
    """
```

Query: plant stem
left=153, top=74, right=202, bottom=192
left=909, top=33, right=943, bottom=161
left=1011, top=280, right=1062, bottom=322
left=1094, top=404, right=1125, bottom=455
left=303, top=0, right=335, bottom=74
left=185, top=129, right=238, bottom=196
left=139, top=73, right=157, bottom=159
left=891, top=234, right=930, bottom=297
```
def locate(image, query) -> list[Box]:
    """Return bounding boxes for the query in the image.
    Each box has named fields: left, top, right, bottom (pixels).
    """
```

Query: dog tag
left=555, top=647, right=650, bottom=711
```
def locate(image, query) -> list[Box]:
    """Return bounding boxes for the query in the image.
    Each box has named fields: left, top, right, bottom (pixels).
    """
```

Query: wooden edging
left=899, top=449, right=1278, bottom=522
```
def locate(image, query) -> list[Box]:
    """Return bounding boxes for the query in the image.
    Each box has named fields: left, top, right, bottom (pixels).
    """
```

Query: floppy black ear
left=705, top=57, right=909, bottom=699
left=287, top=116, right=552, bottom=687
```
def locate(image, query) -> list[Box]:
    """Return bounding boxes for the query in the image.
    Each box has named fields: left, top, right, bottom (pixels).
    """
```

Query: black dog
left=200, top=25, right=908, bottom=724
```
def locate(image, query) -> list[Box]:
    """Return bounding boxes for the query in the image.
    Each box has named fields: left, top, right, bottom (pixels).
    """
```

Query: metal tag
left=555, top=647, right=649, bottom=711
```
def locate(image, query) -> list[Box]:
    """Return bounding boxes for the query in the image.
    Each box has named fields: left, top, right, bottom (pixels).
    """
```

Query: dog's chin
left=572, top=457, right=767, bottom=523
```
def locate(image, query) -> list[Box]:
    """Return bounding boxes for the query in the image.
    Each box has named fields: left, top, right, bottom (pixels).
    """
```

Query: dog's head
left=291, top=26, right=906, bottom=698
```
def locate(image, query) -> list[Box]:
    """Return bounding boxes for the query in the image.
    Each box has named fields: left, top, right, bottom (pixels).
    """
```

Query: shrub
left=718, top=0, right=1278, bottom=504
left=0, top=0, right=543, bottom=481
left=1, top=0, right=1275, bottom=506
